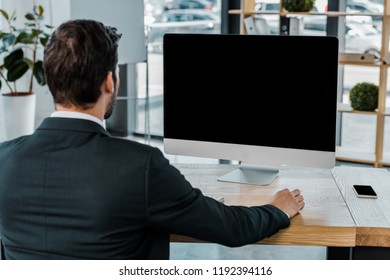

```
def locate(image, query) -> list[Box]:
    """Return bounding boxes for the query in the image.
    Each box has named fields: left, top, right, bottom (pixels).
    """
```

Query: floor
left=170, top=243, right=327, bottom=260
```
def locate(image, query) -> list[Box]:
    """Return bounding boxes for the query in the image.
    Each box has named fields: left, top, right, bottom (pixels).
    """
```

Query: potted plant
left=0, top=4, right=52, bottom=140
left=282, top=0, right=316, bottom=12
left=349, top=82, right=379, bottom=111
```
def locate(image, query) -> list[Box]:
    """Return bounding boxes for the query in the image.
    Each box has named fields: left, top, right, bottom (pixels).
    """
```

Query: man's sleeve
left=145, top=148, right=290, bottom=247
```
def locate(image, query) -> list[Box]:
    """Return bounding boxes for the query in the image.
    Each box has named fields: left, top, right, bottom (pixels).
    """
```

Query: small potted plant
left=282, top=0, right=316, bottom=12
left=0, top=4, right=52, bottom=139
left=349, top=82, right=379, bottom=112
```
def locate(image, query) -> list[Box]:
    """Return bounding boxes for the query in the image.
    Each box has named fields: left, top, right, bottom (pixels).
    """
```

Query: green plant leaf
left=1, top=33, right=16, bottom=48
left=4, top=48, right=23, bottom=69
left=1, top=4, right=50, bottom=92
left=16, top=32, right=34, bottom=44
left=32, top=29, right=42, bottom=37
left=25, top=13, right=35, bottom=21
left=23, top=57, right=33, bottom=68
left=37, top=5, right=44, bottom=16
left=282, top=0, right=315, bottom=12
left=6, top=59, right=29, bottom=81
left=40, top=36, right=49, bottom=46
left=0, top=9, right=9, bottom=20
left=350, top=82, right=379, bottom=111
left=33, top=61, right=46, bottom=85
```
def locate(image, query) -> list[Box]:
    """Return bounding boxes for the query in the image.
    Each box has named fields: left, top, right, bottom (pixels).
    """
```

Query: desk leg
left=352, top=247, right=390, bottom=260
left=326, top=247, right=352, bottom=260
left=0, top=239, right=4, bottom=260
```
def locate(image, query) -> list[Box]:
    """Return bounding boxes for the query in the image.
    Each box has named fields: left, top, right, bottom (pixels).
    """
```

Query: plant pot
left=1, top=92, right=36, bottom=140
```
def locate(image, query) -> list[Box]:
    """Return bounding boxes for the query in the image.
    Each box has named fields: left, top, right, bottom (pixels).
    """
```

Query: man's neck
left=50, top=111, right=106, bottom=129
left=55, top=104, right=104, bottom=121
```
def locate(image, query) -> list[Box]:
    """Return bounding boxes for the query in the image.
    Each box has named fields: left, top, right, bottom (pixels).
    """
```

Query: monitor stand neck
left=217, top=164, right=279, bottom=186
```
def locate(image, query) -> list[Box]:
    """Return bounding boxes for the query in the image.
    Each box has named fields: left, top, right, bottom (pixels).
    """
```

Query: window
left=140, top=0, right=390, bottom=166
left=139, top=0, right=222, bottom=138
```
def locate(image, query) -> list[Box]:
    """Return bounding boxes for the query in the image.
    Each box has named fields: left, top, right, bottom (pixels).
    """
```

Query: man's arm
left=145, top=148, right=303, bottom=247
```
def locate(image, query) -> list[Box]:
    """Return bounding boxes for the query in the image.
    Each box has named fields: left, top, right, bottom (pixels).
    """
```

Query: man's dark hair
left=43, top=19, right=122, bottom=109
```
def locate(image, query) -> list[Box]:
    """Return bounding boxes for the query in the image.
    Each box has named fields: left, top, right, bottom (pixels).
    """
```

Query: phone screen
left=353, top=185, right=377, bottom=198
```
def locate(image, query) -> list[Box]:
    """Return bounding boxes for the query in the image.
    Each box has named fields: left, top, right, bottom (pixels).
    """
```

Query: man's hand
left=268, top=188, right=305, bottom=219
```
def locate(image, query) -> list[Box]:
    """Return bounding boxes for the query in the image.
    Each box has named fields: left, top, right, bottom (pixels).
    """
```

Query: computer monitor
left=163, top=33, right=338, bottom=185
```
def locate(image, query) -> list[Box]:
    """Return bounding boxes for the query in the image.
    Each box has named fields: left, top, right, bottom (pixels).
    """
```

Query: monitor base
left=218, top=165, right=279, bottom=186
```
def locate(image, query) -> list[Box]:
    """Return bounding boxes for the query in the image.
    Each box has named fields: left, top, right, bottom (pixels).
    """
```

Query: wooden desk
left=171, top=163, right=356, bottom=250
left=332, top=166, right=390, bottom=259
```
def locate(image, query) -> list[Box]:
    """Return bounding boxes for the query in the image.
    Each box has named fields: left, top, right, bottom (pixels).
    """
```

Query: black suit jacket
left=0, top=117, right=289, bottom=259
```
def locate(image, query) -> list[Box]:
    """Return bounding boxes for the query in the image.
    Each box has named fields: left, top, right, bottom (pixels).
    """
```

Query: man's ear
left=105, top=71, right=114, bottom=94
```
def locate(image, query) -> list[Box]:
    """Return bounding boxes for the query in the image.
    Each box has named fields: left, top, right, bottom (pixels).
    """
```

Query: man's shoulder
left=104, top=136, right=155, bottom=150
left=101, top=136, right=163, bottom=156
left=0, top=135, right=29, bottom=149
left=98, top=137, right=168, bottom=168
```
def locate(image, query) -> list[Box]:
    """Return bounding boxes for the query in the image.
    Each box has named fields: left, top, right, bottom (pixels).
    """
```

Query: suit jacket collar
left=37, top=117, right=111, bottom=137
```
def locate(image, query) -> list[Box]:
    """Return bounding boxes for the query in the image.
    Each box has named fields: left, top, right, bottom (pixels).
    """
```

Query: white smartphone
left=353, top=184, right=378, bottom=199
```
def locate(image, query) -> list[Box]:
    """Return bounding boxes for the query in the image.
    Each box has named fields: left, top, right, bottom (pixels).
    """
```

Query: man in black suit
left=0, top=19, right=304, bottom=260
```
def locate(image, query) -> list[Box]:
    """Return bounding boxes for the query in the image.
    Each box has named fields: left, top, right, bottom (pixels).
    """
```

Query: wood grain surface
left=171, top=164, right=356, bottom=247
left=332, top=166, right=390, bottom=247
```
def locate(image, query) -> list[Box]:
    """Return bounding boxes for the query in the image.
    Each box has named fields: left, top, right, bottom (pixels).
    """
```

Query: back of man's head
left=43, top=19, right=122, bottom=109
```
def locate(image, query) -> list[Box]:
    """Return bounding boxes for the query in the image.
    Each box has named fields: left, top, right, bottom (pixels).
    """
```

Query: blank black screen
left=163, top=33, right=338, bottom=152
left=353, top=185, right=377, bottom=196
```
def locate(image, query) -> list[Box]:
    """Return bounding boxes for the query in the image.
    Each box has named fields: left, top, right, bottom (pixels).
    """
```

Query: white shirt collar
left=50, top=111, right=106, bottom=129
